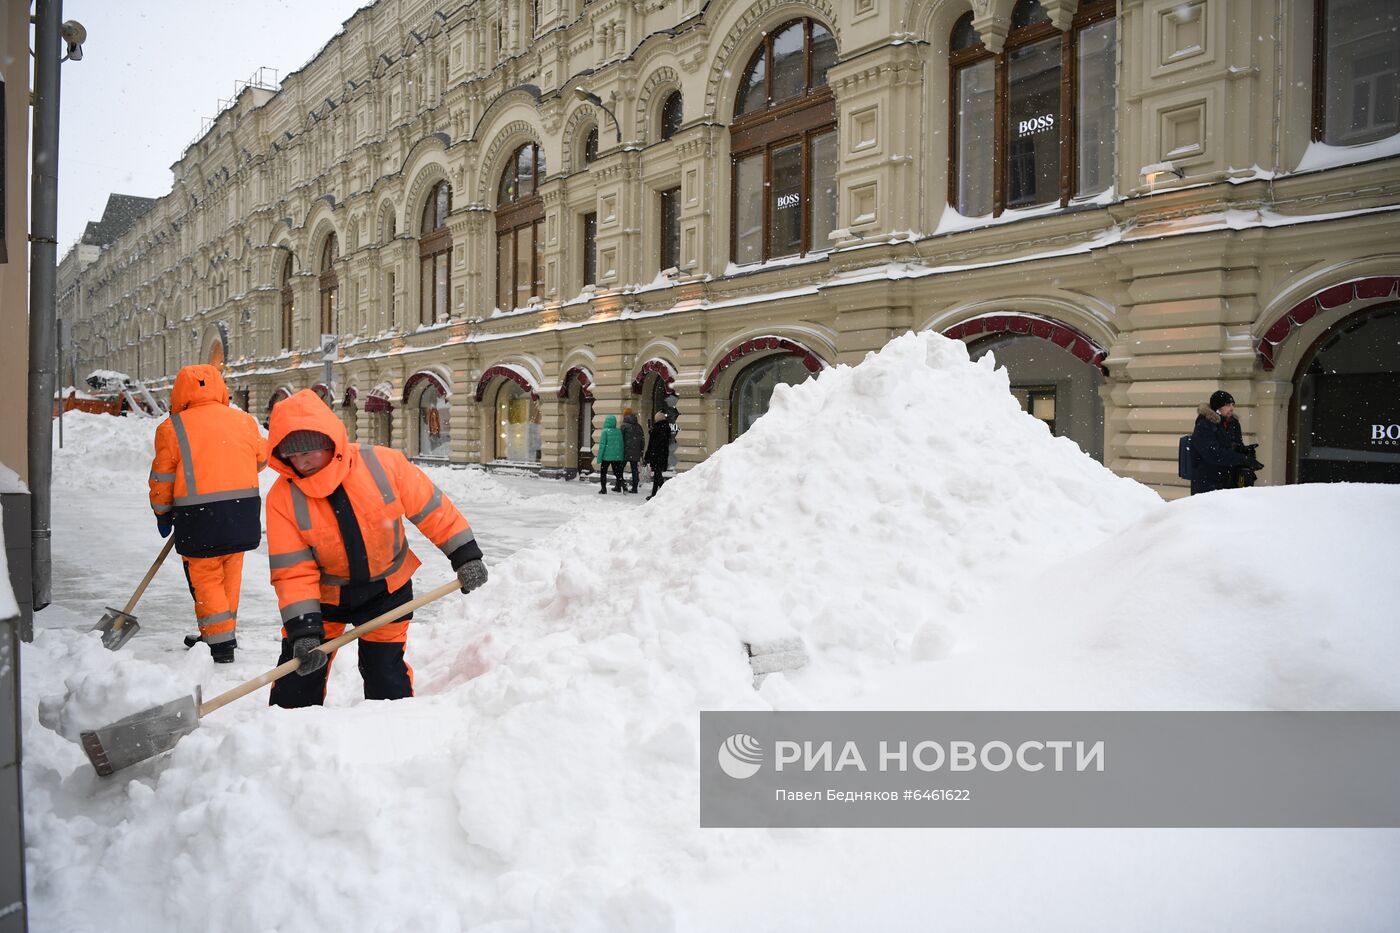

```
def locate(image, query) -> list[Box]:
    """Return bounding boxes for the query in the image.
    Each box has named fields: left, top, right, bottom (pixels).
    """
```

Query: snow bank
left=856, top=482, right=1400, bottom=712
left=22, top=332, right=1400, bottom=931
left=51, top=410, right=160, bottom=490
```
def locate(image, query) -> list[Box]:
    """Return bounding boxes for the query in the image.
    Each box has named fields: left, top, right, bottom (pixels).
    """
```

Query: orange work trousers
left=182, top=552, right=244, bottom=645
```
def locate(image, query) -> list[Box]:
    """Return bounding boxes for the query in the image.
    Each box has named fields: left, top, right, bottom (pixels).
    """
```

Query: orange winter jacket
left=149, top=365, right=268, bottom=557
left=265, top=389, right=480, bottom=637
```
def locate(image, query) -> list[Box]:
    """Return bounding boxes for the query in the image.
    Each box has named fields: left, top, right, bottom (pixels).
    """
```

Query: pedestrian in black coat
left=1190, top=390, right=1261, bottom=494
left=645, top=411, right=672, bottom=500
left=621, top=408, right=645, bottom=494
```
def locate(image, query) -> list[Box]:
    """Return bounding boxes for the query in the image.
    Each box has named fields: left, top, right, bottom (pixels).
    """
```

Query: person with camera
left=1189, top=390, right=1264, bottom=495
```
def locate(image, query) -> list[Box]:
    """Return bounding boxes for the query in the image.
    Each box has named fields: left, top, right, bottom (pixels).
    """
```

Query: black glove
left=209, top=638, right=236, bottom=664
left=456, top=559, right=488, bottom=594
left=156, top=514, right=173, bottom=538
left=1246, top=457, right=1265, bottom=472
left=291, top=636, right=328, bottom=676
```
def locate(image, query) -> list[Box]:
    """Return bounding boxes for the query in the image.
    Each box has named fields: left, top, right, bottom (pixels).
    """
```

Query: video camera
left=1233, top=443, right=1264, bottom=487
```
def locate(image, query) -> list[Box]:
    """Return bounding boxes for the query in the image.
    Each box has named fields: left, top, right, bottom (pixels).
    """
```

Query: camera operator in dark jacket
left=1190, top=390, right=1263, bottom=494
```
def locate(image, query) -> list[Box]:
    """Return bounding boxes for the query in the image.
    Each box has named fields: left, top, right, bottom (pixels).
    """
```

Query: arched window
left=730, top=19, right=839, bottom=264
left=496, top=143, right=545, bottom=310
left=583, top=124, right=599, bottom=165
left=1313, top=0, right=1399, bottom=146
left=417, top=380, right=451, bottom=460
left=969, top=330, right=1106, bottom=463
left=279, top=252, right=295, bottom=351
left=419, top=180, right=452, bottom=326
left=659, top=90, right=683, bottom=140
left=319, top=234, right=339, bottom=337
left=950, top=0, right=1117, bottom=217
left=730, top=354, right=814, bottom=440
left=495, top=380, right=542, bottom=461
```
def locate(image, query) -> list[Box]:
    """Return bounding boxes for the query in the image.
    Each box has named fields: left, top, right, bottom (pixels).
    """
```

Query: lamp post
left=573, top=86, right=622, bottom=143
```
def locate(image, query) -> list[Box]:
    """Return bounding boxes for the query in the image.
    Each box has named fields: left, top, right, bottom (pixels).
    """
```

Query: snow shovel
left=80, top=578, right=463, bottom=777
left=93, top=536, right=176, bottom=650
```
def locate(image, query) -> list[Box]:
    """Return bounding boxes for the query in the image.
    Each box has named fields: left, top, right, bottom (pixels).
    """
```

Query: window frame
left=583, top=124, right=599, bottom=165
left=319, top=234, right=339, bottom=336
left=1311, top=0, right=1400, bottom=144
left=659, top=186, right=681, bottom=272
left=418, top=180, right=453, bottom=325
left=581, top=211, right=597, bottom=287
left=728, top=17, right=839, bottom=265
left=659, top=91, right=684, bottom=141
left=279, top=253, right=295, bottom=351
left=947, top=0, right=1116, bottom=217
left=495, top=142, right=546, bottom=310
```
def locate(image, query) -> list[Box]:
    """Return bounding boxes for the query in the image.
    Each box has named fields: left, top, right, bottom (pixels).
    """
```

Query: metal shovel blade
left=79, top=688, right=202, bottom=777
left=93, top=607, right=141, bottom=651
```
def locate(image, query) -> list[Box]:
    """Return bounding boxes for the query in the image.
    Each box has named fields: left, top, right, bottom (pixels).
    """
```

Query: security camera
left=61, top=19, right=86, bottom=61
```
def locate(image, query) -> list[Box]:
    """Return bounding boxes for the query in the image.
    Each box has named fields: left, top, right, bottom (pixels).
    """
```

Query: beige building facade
left=60, top=0, right=1400, bottom=497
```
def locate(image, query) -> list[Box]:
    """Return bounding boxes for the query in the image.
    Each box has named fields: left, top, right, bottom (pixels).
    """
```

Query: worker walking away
left=149, top=364, right=268, bottom=663
left=264, top=389, right=488, bottom=708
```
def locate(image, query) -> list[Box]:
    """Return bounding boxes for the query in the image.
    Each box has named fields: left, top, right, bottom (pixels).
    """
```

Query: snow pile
left=51, top=410, right=160, bottom=490
left=21, top=331, right=1400, bottom=931
left=854, top=482, right=1400, bottom=712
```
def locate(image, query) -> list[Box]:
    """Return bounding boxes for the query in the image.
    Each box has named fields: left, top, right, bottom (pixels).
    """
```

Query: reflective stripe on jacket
left=265, top=389, right=478, bottom=623
left=150, top=364, right=268, bottom=557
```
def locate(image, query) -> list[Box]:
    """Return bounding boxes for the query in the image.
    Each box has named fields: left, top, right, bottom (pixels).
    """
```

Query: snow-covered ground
left=19, top=332, right=1400, bottom=932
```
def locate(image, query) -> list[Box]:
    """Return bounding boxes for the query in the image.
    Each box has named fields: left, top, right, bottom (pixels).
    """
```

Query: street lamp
left=573, top=86, right=622, bottom=143
left=60, top=19, right=86, bottom=62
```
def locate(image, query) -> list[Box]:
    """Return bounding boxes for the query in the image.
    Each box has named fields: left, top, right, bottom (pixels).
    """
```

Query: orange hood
left=171, top=365, right=230, bottom=412
left=267, top=389, right=351, bottom=498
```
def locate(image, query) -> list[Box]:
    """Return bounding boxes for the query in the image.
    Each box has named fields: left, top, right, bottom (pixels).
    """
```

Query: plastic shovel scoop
left=80, top=579, right=463, bottom=776
left=93, top=537, right=176, bottom=650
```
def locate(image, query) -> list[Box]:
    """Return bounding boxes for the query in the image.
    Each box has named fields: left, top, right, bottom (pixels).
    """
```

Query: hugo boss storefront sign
left=1298, top=372, right=1400, bottom=484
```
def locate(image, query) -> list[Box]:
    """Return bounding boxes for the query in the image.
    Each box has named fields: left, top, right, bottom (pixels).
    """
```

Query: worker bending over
left=264, top=389, right=487, bottom=707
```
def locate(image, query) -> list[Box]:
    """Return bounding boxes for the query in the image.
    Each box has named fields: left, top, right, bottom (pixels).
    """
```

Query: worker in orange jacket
left=264, top=389, right=487, bottom=707
left=149, top=364, right=267, bottom=662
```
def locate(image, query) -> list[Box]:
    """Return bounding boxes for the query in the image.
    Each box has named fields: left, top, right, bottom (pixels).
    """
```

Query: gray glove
left=456, top=559, right=488, bottom=594
left=291, top=636, right=328, bottom=676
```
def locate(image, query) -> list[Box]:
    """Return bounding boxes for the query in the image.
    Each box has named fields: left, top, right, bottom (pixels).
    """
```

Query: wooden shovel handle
left=123, top=537, right=177, bottom=615
left=199, top=578, right=463, bottom=717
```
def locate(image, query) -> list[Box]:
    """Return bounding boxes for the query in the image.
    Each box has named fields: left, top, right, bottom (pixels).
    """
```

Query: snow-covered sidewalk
left=20, top=333, right=1400, bottom=932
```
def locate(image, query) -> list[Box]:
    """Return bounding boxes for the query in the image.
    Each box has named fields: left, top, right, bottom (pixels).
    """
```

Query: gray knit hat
left=276, top=430, right=334, bottom=457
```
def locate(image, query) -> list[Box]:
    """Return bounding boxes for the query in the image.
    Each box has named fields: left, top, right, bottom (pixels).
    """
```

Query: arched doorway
left=1291, top=301, right=1400, bottom=484
left=730, top=354, right=814, bottom=440
left=560, top=368, right=595, bottom=474
left=631, top=359, right=678, bottom=428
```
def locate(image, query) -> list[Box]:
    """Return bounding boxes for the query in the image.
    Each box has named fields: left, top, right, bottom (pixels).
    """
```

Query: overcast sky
left=56, top=0, right=368, bottom=251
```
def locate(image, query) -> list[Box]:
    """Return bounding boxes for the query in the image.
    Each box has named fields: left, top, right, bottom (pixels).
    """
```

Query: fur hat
left=654, top=411, right=668, bottom=423
left=276, top=430, right=334, bottom=457
left=1208, top=390, right=1235, bottom=412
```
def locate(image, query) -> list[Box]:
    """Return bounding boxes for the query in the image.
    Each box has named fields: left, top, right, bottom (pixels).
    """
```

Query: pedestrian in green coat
left=596, top=414, right=625, bottom=494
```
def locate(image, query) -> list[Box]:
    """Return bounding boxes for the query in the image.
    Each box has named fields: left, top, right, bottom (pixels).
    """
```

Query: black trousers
left=648, top=465, right=667, bottom=498
left=599, top=460, right=623, bottom=491
left=269, top=584, right=415, bottom=709
left=625, top=459, right=640, bottom=492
